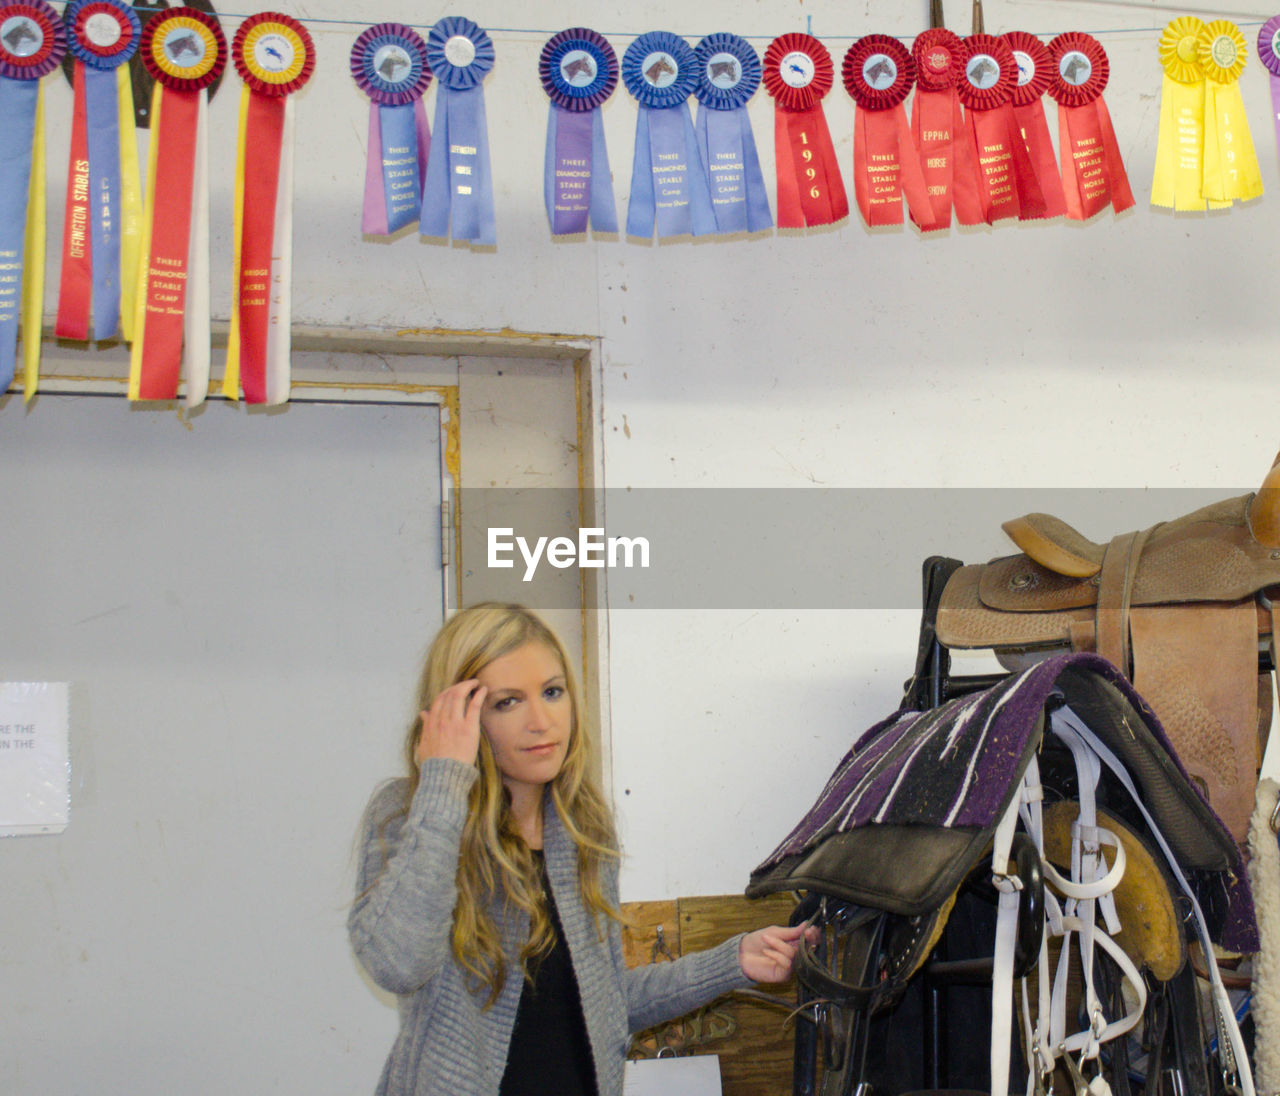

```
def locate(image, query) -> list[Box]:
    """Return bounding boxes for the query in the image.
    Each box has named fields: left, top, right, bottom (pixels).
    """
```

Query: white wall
left=32, top=0, right=1280, bottom=905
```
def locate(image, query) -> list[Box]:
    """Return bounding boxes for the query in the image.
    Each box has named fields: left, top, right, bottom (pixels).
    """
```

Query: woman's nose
left=525, top=697, right=550, bottom=731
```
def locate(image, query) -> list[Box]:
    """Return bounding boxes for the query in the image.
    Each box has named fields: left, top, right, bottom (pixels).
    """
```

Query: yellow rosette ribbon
left=1152, top=18, right=1212, bottom=209
left=1198, top=20, right=1263, bottom=204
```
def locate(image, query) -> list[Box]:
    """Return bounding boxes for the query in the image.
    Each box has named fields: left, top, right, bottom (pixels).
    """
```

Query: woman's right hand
left=414, top=679, right=488, bottom=766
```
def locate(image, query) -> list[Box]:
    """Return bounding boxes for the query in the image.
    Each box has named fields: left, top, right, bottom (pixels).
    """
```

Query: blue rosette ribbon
left=420, top=16, right=495, bottom=245
left=351, top=23, right=432, bottom=236
left=622, top=31, right=715, bottom=239
left=56, top=0, right=140, bottom=342
left=540, top=27, right=618, bottom=235
left=0, top=0, right=64, bottom=394
left=693, top=33, right=771, bottom=233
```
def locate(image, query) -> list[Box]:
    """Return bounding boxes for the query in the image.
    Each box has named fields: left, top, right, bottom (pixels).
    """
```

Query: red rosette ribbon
left=841, top=35, right=932, bottom=228
left=129, top=7, right=227, bottom=404
left=1047, top=32, right=1133, bottom=220
left=224, top=13, right=314, bottom=405
left=954, top=34, right=1046, bottom=223
left=762, top=33, right=847, bottom=227
left=910, top=28, right=982, bottom=228
left=1003, top=32, right=1066, bottom=219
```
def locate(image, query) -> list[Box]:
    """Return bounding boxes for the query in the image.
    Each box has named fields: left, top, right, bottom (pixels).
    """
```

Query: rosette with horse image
left=55, top=0, right=140, bottom=346
left=910, top=27, right=983, bottom=229
left=1047, top=32, right=1135, bottom=220
left=350, top=22, right=432, bottom=237
left=621, top=31, right=715, bottom=239
left=953, top=33, right=1047, bottom=223
left=1002, top=31, right=1066, bottom=219
left=842, top=34, right=932, bottom=229
left=222, top=12, right=314, bottom=407
left=693, top=32, right=771, bottom=234
left=127, top=5, right=225, bottom=405
left=762, top=32, right=847, bottom=228
left=420, top=16, right=496, bottom=246
left=0, top=0, right=64, bottom=400
left=539, top=27, right=618, bottom=236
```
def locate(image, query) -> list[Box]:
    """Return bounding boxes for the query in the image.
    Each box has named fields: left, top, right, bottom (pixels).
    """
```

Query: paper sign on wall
left=624, top=1055, right=721, bottom=1096
left=0, top=682, right=69, bottom=835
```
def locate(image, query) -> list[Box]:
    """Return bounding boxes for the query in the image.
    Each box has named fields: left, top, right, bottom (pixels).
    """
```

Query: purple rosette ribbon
left=1258, top=17, right=1280, bottom=169
left=694, top=33, right=771, bottom=233
left=540, top=27, right=618, bottom=236
left=420, top=16, right=496, bottom=246
left=351, top=23, right=432, bottom=236
left=622, top=31, right=716, bottom=239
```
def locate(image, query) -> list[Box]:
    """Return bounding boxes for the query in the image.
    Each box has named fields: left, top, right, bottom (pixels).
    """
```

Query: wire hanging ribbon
left=1197, top=21, right=1262, bottom=206
left=420, top=16, right=495, bottom=245
left=622, top=31, right=715, bottom=239
left=0, top=1, right=64, bottom=400
left=693, top=32, right=771, bottom=234
left=55, top=0, right=140, bottom=345
left=128, top=5, right=224, bottom=404
left=539, top=27, right=618, bottom=236
left=351, top=22, right=431, bottom=236
left=1003, top=32, right=1066, bottom=219
left=842, top=34, right=931, bottom=228
left=762, top=33, right=847, bottom=228
left=222, top=12, right=313, bottom=407
left=1047, top=33, right=1135, bottom=220
left=955, top=33, right=1046, bottom=223
left=910, top=28, right=982, bottom=229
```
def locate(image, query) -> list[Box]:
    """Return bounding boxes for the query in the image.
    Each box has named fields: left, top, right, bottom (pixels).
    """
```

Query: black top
left=498, top=852, right=599, bottom=1096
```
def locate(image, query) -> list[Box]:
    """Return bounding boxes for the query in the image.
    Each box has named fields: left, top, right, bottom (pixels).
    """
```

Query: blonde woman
left=349, top=603, right=809, bottom=1096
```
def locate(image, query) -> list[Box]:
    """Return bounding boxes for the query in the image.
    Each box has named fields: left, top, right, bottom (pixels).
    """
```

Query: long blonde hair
left=404, top=603, right=619, bottom=1004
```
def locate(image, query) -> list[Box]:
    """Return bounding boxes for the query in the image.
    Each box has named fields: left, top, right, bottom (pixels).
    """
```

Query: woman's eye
left=544, top=685, right=565, bottom=701
left=493, top=696, right=517, bottom=711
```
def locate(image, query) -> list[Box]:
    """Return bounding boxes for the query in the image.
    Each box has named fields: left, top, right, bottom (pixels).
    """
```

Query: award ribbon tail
left=911, top=89, right=953, bottom=231
left=646, top=106, right=692, bottom=237
left=0, top=77, right=38, bottom=394
left=223, top=85, right=249, bottom=400
left=117, top=64, right=141, bottom=343
left=951, top=95, right=985, bottom=225
left=128, top=82, right=163, bottom=400
left=1203, top=80, right=1261, bottom=203
left=22, top=79, right=45, bottom=400
left=700, top=107, right=748, bottom=234
left=232, top=88, right=284, bottom=405
left=86, top=66, right=122, bottom=340
left=589, top=108, right=617, bottom=233
left=773, top=107, right=803, bottom=228
left=362, top=102, right=389, bottom=235
left=1013, top=101, right=1064, bottom=219
left=183, top=89, right=210, bottom=408
left=265, top=95, right=294, bottom=406
left=420, top=89, right=451, bottom=238
left=1006, top=105, right=1048, bottom=221
left=1151, top=76, right=1205, bottom=209
left=1095, top=100, right=1136, bottom=212
left=681, top=105, right=716, bottom=236
left=625, top=106, right=656, bottom=238
left=547, top=105, right=592, bottom=235
left=56, top=64, right=92, bottom=342
left=969, top=108, right=1021, bottom=223
left=376, top=102, right=423, bottom=235
left=737, top=109, right=772, bottom=232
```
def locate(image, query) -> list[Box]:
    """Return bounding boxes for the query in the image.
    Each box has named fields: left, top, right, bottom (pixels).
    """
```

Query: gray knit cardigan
left=349, top=759, right=752, bottom=1096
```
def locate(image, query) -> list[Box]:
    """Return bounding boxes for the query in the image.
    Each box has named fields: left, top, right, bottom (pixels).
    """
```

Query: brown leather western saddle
left=930, top=459, right=1280, bottom=842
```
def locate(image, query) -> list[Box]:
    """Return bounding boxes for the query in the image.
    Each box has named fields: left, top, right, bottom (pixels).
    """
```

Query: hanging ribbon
left=539, top=27, right=618, bottom=236
left=420, top=16, right=495, bottom=246
left=222, top=12, right=313, bottom=407
left=1197, top=21, right=1263, bottom=206
left=693, top=32, right=771, bottom=234
left=0, top=1, right=63, bottom=400
left=954, top=34, right=1046, bottom=224
left=842, top=34, right=931, bottom=228
left=621, top=31, right=715, bottom=239
left=1152, top=18, right=1213, bottom=210
left=911, top=27, right=982, bottom=229
left=1258, top=18, right=1280, bottom=187
left=351, top=23, right=432, bottom=237
left=762, top=33, right=848, bottom=228
left=128, top=7, right=224, bottom=405
left=1047, top=33, right=1135, bottom=220
left=1003, top=32, right=1066, bottom=219
left=55, top=0, right=139, bottom=346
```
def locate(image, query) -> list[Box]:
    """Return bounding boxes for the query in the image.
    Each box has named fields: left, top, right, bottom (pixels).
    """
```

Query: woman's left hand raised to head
left=738, top=923, right=819, bottom=984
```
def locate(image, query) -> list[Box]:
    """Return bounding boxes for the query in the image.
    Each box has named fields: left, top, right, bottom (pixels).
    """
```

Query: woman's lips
left=524, top=742, right=557, bottom=756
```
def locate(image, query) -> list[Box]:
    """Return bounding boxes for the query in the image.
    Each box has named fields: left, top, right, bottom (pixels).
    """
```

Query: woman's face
left=475, top=642, right=572, bottom=800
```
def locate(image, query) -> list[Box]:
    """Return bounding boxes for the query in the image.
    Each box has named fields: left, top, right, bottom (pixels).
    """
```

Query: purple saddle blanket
left=747, top=652, right=1257, bottom=955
